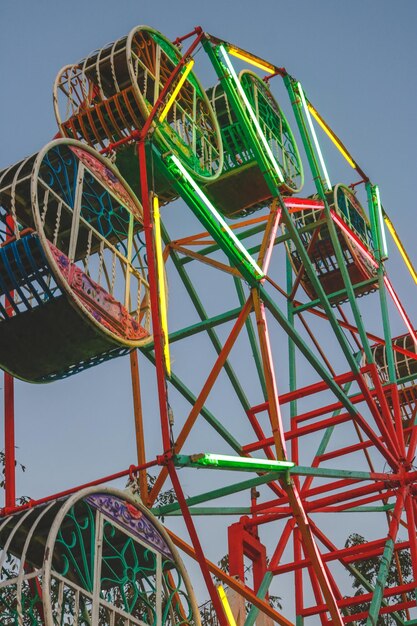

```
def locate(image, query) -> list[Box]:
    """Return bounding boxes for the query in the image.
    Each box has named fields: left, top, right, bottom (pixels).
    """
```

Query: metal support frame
left=2, top=24, right=417, bottom=626
left=4, top=214, right=16, bottom=510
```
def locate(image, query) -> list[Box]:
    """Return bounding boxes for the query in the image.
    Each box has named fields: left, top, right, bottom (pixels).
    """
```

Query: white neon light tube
left=218, top=45, right=285, bottom=184
left=170, top=155, right=264, bottom=278
left=374, top=185, right=388, bottom=259
left=262, top=208, right=281, bottom=275
left=297, top=82, right=332, bottom=191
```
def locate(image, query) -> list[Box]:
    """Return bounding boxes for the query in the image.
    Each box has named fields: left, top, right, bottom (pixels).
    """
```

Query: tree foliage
left=345, top=532, right=413, bottom=625
left=0, top=449, right=29, bottom=505
left=199, top=552, right=282, bottom=626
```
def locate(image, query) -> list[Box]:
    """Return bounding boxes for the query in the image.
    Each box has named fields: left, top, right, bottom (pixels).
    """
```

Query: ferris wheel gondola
left=205, top=70, right=303, bottom=218
left=53, top=26, right=223, bottom=204
left=0, top=487, right=201, bottom=625
left=0, top=139, right=151, bottom=382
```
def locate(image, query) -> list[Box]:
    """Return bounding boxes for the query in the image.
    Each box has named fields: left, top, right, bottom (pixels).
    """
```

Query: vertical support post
left=251, top=289, right=343, bottom=624
left=137, top=140, right=171, bottom=453
left=366, top=181, right=397, bottom=384
left=284, top=76, right=376, bottom=366
left=167, top=461, right=229, bottom=626
left=129, top=350, right=148, bottom=502
left=252, top=289, right=287, bottom=460
left=294, top=526, right=304, bottom=625
left=4, top=372, right=15, bottom=509
left=283, top=76, right=327, bottom=198
left=228, top=521, right=268, bottom=592
left=4, top=213, right=16, bottom=510
left=153, top=194, right=171, bottom=376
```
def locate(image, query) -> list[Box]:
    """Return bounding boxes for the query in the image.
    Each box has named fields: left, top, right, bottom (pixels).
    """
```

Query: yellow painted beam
left=153, top=195, right=171, bottom=376
left=228, top=46, right=275, bottom=74
left=307, top=103, right=356, bottom=169
left=217, top=585, right=237, bottom=626
left=384, top=211, right=417, bottom=285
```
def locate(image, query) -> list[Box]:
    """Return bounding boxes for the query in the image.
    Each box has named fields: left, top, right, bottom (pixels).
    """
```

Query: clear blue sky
left=1, top=0, right=416, bottom=613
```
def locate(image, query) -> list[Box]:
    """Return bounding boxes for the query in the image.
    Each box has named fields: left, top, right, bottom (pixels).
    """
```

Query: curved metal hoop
left=0, top=487, right=201, bottom=626
left=53, top=26, right=223, bottom=184
left=284, top=184, right=378, bottom=306
left=0, top=139, right=152, bottom=382
left=204, top=69, right=303, bottom=218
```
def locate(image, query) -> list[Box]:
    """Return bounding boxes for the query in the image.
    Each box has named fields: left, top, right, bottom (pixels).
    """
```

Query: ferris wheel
left=1, top=23, right=416, bottom=626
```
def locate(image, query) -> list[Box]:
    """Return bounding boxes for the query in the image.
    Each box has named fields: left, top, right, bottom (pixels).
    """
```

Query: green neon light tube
left=170, top=155, right=265, bottom=279
left=190, top=453, right=294, bottom=471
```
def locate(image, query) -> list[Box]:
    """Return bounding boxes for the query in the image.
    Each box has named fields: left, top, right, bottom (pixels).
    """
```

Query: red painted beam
left=4, top=214, right=16, bottom=509
left=248, top=370, right=357, bottom=415
left=1, top=458, right=159, bottom=516
left=270, top=539, right=410, bottom=575
left=302, top=581, right=417, bottom=617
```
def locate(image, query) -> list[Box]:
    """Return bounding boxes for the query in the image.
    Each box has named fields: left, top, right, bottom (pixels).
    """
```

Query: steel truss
left=2, top=25, right=417, bottom=626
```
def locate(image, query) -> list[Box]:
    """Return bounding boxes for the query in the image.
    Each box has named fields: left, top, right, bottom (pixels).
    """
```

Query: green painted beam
left=343, top=504, right=395, bottom=512
left=244, top=572, right=273, bottom=626
left=366, top=538, right=396, bottom=626
left=151, top=470, right=286, bottom=516
left=160, top=218, right=252, bottom=414
left=152, top=463, right=377, bottom=520
left=142, top=306, right=242, bottom=351
left=162, top=153, right=263, bottom=283
left=181, top=219, right=327, bottom=267
left=281, top=78, right=374, bottom=371
left=141, top=350, right=242, bottom=453
left=156, top=507, right=251, bottom=516
left=260, top=289, right=361, bottom=422
left=291, top=466, right=374, bottom=481
left=180, top=222, right=267, bottom=265
left=292, top=278, right=378, bottom=314
left=396, top=372, right=417, bottom=385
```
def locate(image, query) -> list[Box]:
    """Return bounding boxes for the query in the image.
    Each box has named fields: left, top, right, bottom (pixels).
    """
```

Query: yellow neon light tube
left=124, top=213, right=134, bottom=310
left=159, top=59, right=195, bottom=123
left=228, top=47, right=275, bottom=74
left=153, top=195, right=171, bottom=376
left=384, top=211, right=417, bottom=285
left=217, top=585, right=237, bottom=626
left=307, top=104, right=357, bottom=169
